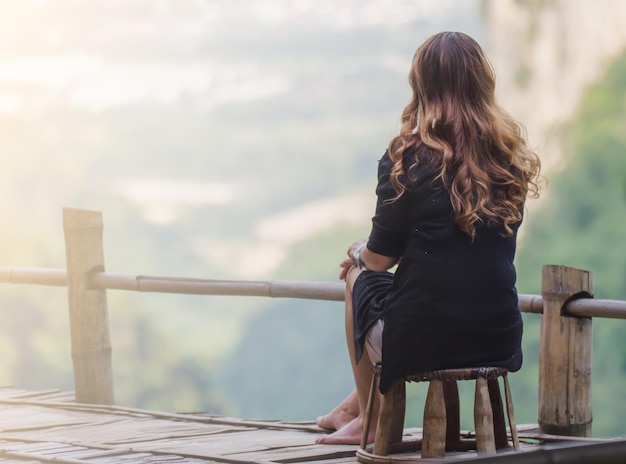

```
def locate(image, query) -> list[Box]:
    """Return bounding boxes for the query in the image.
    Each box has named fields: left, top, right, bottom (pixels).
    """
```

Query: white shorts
left=364, top=319, right=384, bottom=363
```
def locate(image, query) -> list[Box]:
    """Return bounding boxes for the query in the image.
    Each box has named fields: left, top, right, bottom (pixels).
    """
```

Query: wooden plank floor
left=0, top=386, right=609, bottom=463
left=0, top=386, right=362, bottom=463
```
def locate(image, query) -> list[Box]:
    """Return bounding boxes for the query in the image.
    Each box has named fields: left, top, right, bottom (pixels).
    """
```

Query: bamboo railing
left=1, top=267, right=625, bottom=318
left=1, top=208, right=626, bottom=437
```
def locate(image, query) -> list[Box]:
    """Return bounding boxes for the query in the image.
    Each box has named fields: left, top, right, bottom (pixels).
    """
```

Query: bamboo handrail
left=0, top=267, right=67, bottom=286
left=1, top=266, right=625, bottom=319
left=92, top=272, right=346, bottom=301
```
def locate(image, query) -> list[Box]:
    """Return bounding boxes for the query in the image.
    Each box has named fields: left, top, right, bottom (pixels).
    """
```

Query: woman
left=316, top=31, right=541, bottom=445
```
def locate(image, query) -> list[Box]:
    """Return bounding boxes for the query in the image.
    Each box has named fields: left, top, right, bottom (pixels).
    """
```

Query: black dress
left=353, top=147, right=523, bottom=394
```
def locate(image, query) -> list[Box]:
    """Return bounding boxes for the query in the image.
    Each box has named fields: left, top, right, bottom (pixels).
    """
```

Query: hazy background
left=1, top=0, right=625, bottom=437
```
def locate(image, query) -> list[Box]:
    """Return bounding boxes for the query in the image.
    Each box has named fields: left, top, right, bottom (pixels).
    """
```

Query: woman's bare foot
left=316, top=391, right=359, bottom=431
left=315, top=415, right=376, bottom=445
left=316, top=409, right=358, bottom=431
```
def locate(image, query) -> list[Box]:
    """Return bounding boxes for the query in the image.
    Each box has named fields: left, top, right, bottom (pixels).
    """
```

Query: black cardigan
left=356, top=148, right=523, bottom=393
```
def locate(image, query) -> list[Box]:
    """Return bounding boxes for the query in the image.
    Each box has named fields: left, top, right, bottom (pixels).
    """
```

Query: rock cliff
left=485, top=0, right=626, bottom=170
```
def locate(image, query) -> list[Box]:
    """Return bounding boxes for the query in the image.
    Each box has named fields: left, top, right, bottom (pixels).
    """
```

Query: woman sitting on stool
left=316, top=31, right=542, bottom=445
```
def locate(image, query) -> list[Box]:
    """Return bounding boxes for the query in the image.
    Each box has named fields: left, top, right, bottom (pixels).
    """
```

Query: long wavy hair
left=388, top=31, right=541, bottom=239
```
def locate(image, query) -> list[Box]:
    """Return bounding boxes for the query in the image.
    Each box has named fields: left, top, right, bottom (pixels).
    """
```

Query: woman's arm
left=338, top=151, right=406, bottom=281
left=348, top=239, right=399, bottom=272
left=358, top=244, right=399, bottom=271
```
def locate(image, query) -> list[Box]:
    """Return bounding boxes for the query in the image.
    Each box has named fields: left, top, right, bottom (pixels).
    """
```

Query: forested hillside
left=514, top=49, right=626, bottom=437
left=0, top=0, right=481, bottom=417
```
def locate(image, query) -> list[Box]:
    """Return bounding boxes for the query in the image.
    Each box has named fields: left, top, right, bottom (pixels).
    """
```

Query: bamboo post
left=63, top=208, right=114, bottom=405
left=539, top=265, right=593, bottom=436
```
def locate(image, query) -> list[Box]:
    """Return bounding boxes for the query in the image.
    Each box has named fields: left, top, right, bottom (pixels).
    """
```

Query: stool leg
left=503, top=374, right=520, bottom=450
left=360, top=367, right=379, bottom=449
left=443, top=380, right=461, bottom=449
left=390, top=381, right=406, bottom=444
left=474, top=377, right=496, bottom=454
left=487, top=378, right=508, bottom=448
left=422, top=379, right=446, bottom=459
left=373, top=380, right=405, bottom=456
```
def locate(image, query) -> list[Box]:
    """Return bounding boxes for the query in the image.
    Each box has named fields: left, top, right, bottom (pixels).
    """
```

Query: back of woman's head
left=411, top=32, right=495, bottom=131
left=389, top=31, right=541, bottom=239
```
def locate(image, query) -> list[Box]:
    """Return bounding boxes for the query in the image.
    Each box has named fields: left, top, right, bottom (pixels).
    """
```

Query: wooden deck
left=0, top=386, right=366, bottom=463
left=0, top=387, right=616, bottom=464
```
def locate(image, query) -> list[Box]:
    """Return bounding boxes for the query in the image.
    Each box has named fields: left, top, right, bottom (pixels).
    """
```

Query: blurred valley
left=0, top=0, right=625, bottom=437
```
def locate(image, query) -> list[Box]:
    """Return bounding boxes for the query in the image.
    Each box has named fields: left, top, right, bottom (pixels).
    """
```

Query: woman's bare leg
left=316, top=267, right=380, bottom=444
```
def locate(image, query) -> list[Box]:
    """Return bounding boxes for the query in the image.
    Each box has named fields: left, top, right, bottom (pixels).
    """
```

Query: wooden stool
left=356, top=365, right=519, bottom=462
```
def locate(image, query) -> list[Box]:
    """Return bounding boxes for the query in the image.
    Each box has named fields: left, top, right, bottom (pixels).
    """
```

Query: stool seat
left=357, top=365, right=519, bottom=462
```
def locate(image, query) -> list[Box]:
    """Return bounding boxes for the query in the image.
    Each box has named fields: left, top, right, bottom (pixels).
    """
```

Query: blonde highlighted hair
left=388, top=32, right=541, bottom=239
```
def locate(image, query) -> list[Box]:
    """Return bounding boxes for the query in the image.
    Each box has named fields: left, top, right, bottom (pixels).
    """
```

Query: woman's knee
left=345, top=267, right=362, bottom=293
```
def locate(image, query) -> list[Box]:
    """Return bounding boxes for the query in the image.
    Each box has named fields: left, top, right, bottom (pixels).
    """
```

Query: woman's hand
left=339, top=257, right=356, bottom=281
left=339, top=238, right=368, bottom=281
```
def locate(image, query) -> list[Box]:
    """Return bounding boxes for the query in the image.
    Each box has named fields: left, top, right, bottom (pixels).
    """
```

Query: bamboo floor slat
left=0, top=387, right=615, bottom=464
